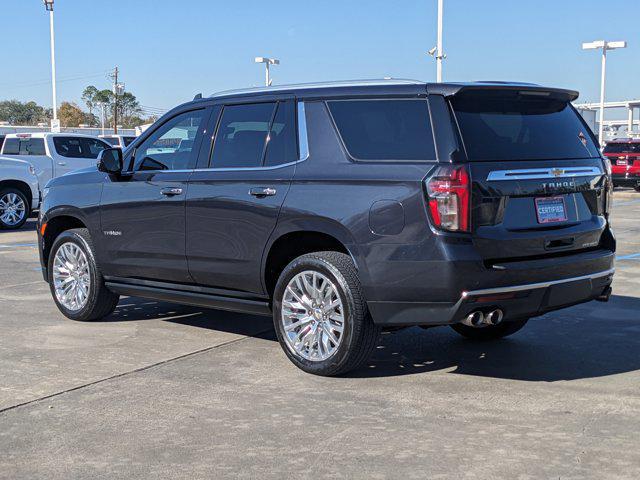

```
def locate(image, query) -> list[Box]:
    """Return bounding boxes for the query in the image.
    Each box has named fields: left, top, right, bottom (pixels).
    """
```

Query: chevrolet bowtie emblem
left=551, top=168, right=565, bottom=177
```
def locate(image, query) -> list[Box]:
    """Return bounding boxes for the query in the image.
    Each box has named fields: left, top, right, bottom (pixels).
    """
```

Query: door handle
left=249, top=187, right=277, bottom=197
left=57, top=161, right=67, bottom=166
left=160, top=187, right=183, bottom=196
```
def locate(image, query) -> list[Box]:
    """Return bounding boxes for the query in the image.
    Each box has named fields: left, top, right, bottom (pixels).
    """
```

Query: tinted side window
left=102, top=137, right=119, bottom=146
left=327, top=99, right=436, bottom=161
left=264, top=101, right=297, bottom=167
left=26, top=138, right=46, bottom=155
left=3, top=138, right=19, bottom=155
left=53, top=137, right=108, bottom=159
left=211, top=103, right=276, bottom=168
left=134, top=110, right=206, bottom=171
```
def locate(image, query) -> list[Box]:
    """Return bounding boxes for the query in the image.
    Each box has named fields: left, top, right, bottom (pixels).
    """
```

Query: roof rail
left=209, top=78, right=424, bottom=98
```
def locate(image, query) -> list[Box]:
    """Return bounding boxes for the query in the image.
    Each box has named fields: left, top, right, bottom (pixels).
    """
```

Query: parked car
left=98, top=134, right=137, bottom=149
left=0, top=156, right=40, bottom=229
left=37, top=80, right=615, bottom=376
left=0, top=133, right=111, bottom=188
left=604, top=138, right=640, bottom=191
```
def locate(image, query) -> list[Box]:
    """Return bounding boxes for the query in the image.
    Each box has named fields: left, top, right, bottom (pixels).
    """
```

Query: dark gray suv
left=38, top=80, right=615, bottom=376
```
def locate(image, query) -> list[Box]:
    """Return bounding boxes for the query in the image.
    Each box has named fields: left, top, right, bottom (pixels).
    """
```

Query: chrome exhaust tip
left=462, top=311, right=485, bottom=327
left=485, top=309, right=504, bottom=326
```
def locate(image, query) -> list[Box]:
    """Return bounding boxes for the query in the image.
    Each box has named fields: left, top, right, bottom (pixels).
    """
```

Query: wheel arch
left=41, top=211, right=88, bottom=268
left=262, top=221, right=366, bottom=299
left=0, top=179, right=33, bottom=206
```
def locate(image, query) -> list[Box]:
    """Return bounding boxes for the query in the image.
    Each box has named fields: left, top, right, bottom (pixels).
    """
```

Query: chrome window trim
left=297, top=101, right=309, bottom=161
left=461, top=268, right=614, bottom=298
left=487, top=166, right=602, bottom=181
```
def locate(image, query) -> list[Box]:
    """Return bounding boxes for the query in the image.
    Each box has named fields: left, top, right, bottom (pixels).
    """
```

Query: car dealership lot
left=1, top=194, right=639, bottom=479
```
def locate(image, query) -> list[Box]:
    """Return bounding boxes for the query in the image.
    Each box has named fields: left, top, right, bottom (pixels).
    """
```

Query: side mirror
left=97, top=148, right=123, bottom=174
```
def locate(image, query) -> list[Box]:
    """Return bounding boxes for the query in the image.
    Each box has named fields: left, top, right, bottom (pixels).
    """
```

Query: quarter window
left=2, top=138, right=46, bottom=155
left=327, top=99, right=436, bottom=161
left=134, top=110, right=206, bottom=171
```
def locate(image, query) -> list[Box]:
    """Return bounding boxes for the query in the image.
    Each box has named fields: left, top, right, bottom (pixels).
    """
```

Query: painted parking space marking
left=0, top=243, right=37, bottom=249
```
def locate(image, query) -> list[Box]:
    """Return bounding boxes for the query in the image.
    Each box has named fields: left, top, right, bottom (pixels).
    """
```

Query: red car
left=604, top=138, right=640, bottom=191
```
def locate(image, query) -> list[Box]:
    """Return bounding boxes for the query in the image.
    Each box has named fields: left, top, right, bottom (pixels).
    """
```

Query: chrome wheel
left=52, top=242, right=90, bottom=311
left=0, top=192, right=26, bottom=227
left=281, top=270, right=345, bottom=362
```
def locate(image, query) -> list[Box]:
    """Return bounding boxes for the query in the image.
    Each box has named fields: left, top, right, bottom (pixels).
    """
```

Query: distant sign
left=51, top=119, right=61, bottom=133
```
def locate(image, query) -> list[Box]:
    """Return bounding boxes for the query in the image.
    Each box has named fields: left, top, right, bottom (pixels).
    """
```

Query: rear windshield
left=451, top=91, right=600, bottom=161
left=2, top=137, right=46, bottom=155
left=604, top=143, right=640, bottom=154
left=53, top=137, right=108, bottom=158
left=327, top=99, right=436, bottom=161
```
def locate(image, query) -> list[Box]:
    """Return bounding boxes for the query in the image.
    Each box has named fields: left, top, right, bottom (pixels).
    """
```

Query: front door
left=99, top=108, right=210, bottom=283
left=186, top=100, right=298, bottom=294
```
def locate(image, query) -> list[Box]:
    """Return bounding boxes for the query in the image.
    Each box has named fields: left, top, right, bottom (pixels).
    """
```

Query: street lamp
left=43, top=0, right=58, bottom=131
left=255, top=57, right=280, bottom=86
left=582, top=40, right=627, bottom=145
left=427, top=0, right=445, bottom=82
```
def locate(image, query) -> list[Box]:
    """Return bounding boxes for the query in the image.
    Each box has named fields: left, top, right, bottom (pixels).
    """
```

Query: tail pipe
left=461, top=309, right=504, bottom=327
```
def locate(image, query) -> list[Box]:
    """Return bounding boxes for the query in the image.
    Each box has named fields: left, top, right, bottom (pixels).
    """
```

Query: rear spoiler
left=427, top=83, right=579, bottom=102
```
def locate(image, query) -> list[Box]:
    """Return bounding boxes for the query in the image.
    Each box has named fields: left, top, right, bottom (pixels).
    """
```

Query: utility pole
left=112, top=66, right=119, bottom=134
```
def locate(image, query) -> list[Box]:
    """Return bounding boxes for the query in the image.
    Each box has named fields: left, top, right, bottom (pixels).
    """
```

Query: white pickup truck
left=0, top=133, right=111, bottom=189
left=0, top=156, right=40, bottom=229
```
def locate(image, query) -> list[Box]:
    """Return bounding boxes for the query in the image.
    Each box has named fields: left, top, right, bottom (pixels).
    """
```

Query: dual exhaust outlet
left=462, top=309, right=504, bottom=328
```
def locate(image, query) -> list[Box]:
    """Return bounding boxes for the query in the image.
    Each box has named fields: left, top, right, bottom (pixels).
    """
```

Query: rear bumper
left=368, top=266, right=614, bottom=326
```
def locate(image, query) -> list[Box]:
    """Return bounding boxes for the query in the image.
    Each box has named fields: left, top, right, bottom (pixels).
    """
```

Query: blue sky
left=2, top=0, right=638, bottom=118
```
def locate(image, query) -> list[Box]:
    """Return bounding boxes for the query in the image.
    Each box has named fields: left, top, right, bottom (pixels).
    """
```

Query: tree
left=81, top=85, right=99, bottom=118
left=58, top=102, right=92, bottom=127
left=0, top=100, right=51, bottom=125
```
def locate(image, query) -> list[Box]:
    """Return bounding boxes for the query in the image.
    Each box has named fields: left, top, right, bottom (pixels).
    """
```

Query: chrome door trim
left=487, top=166, right=602, bottom=181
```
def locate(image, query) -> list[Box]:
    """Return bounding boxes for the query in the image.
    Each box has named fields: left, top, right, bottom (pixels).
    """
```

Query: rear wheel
left=0, top=188, right=30, bottom=230
left=48, top=228, right=120, bottom=321
left=634, top=185, right=640, bottom=192
left=273, top=251, right=380, bottom=376
left=450, top=318, right=529, bottom=340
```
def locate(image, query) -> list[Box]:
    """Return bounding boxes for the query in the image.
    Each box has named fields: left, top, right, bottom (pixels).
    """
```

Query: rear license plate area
left=535, top=196, right=567, bottom=224
left=616, top=159, right=627, bottom=166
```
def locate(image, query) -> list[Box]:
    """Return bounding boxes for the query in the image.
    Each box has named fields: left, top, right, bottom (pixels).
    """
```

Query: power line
left=0, top=71, right=112, bottom=89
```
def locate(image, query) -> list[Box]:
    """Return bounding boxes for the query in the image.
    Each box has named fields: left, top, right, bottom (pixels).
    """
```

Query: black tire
left=450, top=318, right=529, bottom=340
left=634, top=185, right=640, bottom=193
left=48, top=228, right=120, bottom=321
left=0, top=187, right=30, bottom=230
left=272, top=251, right=380, bottom=376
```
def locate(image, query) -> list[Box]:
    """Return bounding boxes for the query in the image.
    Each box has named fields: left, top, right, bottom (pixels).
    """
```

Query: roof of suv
left=205, top=79, right=579, bottom=102
left=4, top=132, right=104, bottom=139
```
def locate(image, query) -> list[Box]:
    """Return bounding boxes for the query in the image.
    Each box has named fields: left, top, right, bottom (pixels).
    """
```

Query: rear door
left=449, top=89, right=609, bottom=262
left=186, top=99, right=297, bottom=294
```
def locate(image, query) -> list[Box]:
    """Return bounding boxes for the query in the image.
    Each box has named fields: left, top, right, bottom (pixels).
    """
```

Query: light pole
left=98, top=102, right=106, bottom=136
left=427, top=0, right=445, bottom=82
left=254, top=57, right=280, bottom=86
left=582, top=40, right=627, bottom=145
left=43, top=0, right=58, bottom=131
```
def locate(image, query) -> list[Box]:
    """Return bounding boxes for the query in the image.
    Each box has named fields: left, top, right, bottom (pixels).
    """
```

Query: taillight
left=425, top=164, right=470, bottom=232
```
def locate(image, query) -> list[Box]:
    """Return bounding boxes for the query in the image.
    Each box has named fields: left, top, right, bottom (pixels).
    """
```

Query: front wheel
left=450, top=318, right=529, bottom=340
left=0, top=188, right=30, bottom=230
left=272, top=251, right=380, bottom=376
left=48, top=228, right=120, bottom=321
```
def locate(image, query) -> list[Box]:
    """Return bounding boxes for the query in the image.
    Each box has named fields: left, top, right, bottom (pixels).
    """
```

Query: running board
left=105, top=282, right=272, bottom=317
